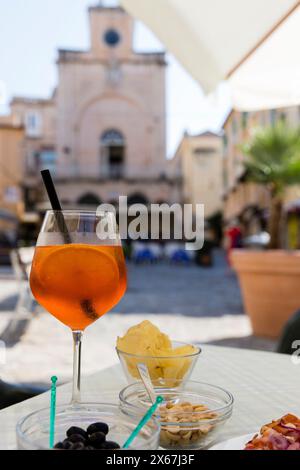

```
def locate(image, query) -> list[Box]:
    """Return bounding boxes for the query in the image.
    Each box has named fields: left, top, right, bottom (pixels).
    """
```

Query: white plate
left=209, top=433, right=254, bottom=450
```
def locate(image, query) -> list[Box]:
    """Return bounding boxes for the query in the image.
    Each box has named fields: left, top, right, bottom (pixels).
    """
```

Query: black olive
left=87, top=422, right=109, bottom=436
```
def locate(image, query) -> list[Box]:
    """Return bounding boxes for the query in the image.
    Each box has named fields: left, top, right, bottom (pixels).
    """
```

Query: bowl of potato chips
left=116, top=321, right=201, bottom=386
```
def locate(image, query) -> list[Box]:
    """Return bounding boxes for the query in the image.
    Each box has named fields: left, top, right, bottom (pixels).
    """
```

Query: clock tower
left=89, top=5, right=134, bottom=59
left=9, top=3, right=182, bottom=218
left=51, top=4, right=173, bottom=206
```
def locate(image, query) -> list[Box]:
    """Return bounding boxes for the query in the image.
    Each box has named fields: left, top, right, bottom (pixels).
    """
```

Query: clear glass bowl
left=16, top=403, right=160, bottom=450
left=120, top=380, right=233, bottom=450
left=116, top=341, right=201, bottom=386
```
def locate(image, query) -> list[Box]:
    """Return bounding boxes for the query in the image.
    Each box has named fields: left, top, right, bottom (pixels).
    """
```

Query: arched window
left=77, top=193, right=101, bottom=206
left=127, top=193, right=149, bottom=206
left=101, top=130, right=125, bottom=180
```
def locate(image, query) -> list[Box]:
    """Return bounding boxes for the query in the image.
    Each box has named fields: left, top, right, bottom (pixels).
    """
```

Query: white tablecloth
left=1, top=345, right=300, bottom=450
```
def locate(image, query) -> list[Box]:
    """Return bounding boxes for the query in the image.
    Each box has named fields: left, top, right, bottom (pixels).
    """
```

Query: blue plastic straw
left=122, top=395, right=163, bottom=449
left=49, top=376, right=58, bottom=449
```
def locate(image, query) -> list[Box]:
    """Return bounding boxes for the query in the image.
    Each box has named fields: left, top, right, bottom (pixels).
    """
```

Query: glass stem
left=71, top=330, right=83, bottom=405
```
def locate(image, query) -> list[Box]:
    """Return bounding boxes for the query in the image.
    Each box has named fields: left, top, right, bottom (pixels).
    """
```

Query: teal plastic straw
left=122, top=395, right=163, bottom=449
left=49, top=376, right=58, bottom=449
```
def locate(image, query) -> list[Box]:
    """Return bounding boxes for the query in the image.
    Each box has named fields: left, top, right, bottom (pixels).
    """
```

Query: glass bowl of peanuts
left=119, top=380, right=234, bottom=450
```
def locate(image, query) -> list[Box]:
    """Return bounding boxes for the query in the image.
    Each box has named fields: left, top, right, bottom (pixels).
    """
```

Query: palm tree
left=242, top=123, right=300, bottom=249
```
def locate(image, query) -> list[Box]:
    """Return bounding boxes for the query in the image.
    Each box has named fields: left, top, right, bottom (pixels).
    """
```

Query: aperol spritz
left=30, top=210, right=127, bottom=403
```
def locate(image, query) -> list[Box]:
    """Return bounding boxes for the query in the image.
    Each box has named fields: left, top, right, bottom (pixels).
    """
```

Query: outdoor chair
left=132, top=242, right=159, bottom=264
left=0, top=248, right=37, bottom=347
left=165, top=243, right=194, bottom=264
left=134, top=248, right=157, bottom=264
left=0, top=380, right=47, bottom=410
left=148, top=243, right=164, bottom=260
left=164, top=242, right=182, bottom=261
left=171, top=249, right=190, bottom=264
left=7, top=248, right=36, bottom=325
left=277, top=309, right=300, bottom=355
left=0, top=247, right=46, bottom=409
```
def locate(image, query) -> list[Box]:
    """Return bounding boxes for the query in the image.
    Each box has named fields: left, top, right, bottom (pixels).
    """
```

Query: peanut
left=158, top=401, right=217, bottom=448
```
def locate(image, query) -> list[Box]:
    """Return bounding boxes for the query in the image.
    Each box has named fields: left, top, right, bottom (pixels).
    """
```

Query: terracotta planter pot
left=231, top=249, right=300, bottom=338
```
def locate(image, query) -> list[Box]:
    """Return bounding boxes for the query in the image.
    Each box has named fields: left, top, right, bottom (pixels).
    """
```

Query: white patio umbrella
left=121, top=0, right=300, bottom=110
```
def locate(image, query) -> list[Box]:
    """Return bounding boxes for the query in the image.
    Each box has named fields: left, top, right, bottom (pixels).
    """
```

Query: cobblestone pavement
left=0, top=250, right=276, bottom=386
left=0, top=250, right=242, bottom=317
left=115, top=251, right=243, bottom=316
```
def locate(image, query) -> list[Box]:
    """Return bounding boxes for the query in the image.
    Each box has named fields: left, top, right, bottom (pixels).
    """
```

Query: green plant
left=242, top=123, right=300, bottom=249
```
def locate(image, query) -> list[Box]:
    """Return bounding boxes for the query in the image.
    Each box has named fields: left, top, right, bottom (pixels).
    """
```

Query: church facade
left=10, top=5, right=180, bottom=212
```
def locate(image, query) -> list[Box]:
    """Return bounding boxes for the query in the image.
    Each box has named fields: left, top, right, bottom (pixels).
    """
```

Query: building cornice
left=48, top=176, right=179, bottom=185
left=57, top=51, right=166, bottom=66
left=11, top=97, right=55, bottom=106
left=88, top=5, right=126, bottom=13
left=190, top=130, right=223, bottom=139
left=0, top=123, right=24, bottom=131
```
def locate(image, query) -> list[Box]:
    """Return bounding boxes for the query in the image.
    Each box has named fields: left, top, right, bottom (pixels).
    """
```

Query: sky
left=0, top=0, right=231, bottom=157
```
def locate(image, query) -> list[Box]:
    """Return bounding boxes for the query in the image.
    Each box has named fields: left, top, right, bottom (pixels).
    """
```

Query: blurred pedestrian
left=225, top=220, right=243, bottom=266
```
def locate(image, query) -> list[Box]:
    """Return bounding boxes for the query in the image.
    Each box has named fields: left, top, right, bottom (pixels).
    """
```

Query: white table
left=1, top=345, right=300, bottom=450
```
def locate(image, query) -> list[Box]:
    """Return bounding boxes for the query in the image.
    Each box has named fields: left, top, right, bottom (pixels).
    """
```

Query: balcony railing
left=25, top=163, right=168, bottom=181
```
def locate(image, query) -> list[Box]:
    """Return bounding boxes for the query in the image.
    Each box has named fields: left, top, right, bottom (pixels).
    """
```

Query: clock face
left=104, top=29, right=121, bottom=47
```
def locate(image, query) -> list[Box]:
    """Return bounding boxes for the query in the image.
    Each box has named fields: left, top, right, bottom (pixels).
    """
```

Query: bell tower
left=55, top=2, right=168, bottom=203
left=88, top=4, right=134, bottom=59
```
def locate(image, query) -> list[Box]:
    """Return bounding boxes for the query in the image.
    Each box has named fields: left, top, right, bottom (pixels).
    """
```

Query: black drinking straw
left=41, top=169, right=72, bottom=244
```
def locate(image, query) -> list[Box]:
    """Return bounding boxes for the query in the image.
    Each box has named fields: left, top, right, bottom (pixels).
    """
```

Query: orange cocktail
left=30, top=244, right=126, bottom=330
left=29, top=209, right=127, bottom=404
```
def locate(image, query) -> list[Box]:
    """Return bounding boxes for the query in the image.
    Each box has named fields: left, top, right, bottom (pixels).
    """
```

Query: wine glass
left=30, top=210, right=127, bottom=404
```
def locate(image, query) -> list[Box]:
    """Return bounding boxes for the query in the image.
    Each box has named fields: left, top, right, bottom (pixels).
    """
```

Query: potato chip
left=117, top=321, right=198, bottom=385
